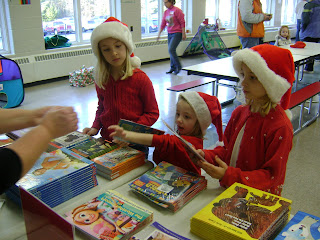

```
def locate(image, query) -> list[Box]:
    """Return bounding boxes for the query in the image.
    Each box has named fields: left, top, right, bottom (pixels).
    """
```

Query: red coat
left=92, top=69, right=159, bottom=140
left=152, top=134, right=203, bottom=175
left=204, top=105, right=293, bottom=195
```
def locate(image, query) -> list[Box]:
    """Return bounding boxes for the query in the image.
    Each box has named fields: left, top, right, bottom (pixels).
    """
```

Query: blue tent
left=0, top=55, right=24, bottom=108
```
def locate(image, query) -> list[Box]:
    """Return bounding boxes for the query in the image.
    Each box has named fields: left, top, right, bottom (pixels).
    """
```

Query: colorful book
left=118, top=119, right=165, bottom=135
left=274, top=211, right=320, bottom=240
left=64, top=190, right=153, bottom=240
left=129, top=161, right=207, bottom=212
left=190, top=182, right=292, bottom=240
left=0, top=133, right=14, bottom=147
left=92, top=145, right=146, bottom=180
left=67, top=137, right=118, bottom=159
left=7, top=148, right=98, bottom=208
left=49, top=131, right=91, bottom=148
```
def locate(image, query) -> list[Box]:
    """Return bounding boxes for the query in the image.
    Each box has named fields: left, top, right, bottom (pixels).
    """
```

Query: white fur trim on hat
left=179, top=92, right=211, bottom=136
left=232, top=48, right=291, bottom=103
left=91, top=21, right=134, bottom=57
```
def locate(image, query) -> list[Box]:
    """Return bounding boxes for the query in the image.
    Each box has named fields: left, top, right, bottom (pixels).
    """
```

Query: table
left=0, top=162, right=154, bottom=240
left=280, top=42, right=320, bottom=57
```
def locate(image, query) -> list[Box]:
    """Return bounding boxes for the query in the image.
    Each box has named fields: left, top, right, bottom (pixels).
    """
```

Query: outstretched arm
left=108, top=125, right=153, bottom=146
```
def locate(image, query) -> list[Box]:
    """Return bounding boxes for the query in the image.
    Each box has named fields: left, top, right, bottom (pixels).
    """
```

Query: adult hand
left=182, top=32, right=187, bottom=41
left=82, top=127, right=99, bottom=136
left=197, top=155, right=228, bottom=180
left=263, top=13, right=272, bottom=21
left=40, top=106, right=78, bottom=139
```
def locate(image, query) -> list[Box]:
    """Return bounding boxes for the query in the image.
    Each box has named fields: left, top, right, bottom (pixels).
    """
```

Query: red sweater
left=152, top=134, right=203, bottom=174
left=204, top=105, right=293, bottom=195
left=92, top=69, right=159, bottom=140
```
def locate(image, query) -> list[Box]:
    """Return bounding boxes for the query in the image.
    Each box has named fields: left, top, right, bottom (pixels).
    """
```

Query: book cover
left=129, top=161, right=207, bottom=211
left=190, top=182, right=292, bottom=240
left=274, top=211, right=320, bottom=240
left=92, top=145, right=145, bottom=171
left=50, top=131, right=91, bottom=148
left=15, top=148, right=94, bottom=191
left=118, top=119, right=165, bottom=135
left=0, top=133, right=14, bottom=147
left=67, top=137, right=118, bottom=159
left=64, top=190, right=153, bottom=240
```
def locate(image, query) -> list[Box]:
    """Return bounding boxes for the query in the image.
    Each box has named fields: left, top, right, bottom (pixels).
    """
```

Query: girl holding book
left=196, top=44, right=295, bottom=196
left=82, top=17, right=159, bottom=155
left=109, top=91, right=223, bottom=175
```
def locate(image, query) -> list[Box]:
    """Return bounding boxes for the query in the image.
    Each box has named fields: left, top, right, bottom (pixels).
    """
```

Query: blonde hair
left=278, top=26, right=290, bottom=40
left=94, top=42, right=134, bottom=89
left=176, top=97, right=204, bottom=139
left=245, top=97, right=277, bottom=117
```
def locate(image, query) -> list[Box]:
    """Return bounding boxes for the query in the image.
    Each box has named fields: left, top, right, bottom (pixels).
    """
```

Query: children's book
left=64, top=190, right=153, bottom=240
left=49, top=131, right=91, bottom=148
left=8, top=148, right=98, bottom=208
left=161, top=119, right=206, bottom=163
left=129, top=161, right=207, bottom=212
left=118, top=119, right=165, bottom=135
left=92, top=145, right=146, bottom=180
left=190, top=182, right=292, bottom=240
left=143, top=221, right=190, bottom=240
left=5, top=127, right=33, bottom=140
left=0, top=133, right=14, bottom=147
left=274, top=211, right=320, bottom=240
left=67, top=137, right=118, bottom=159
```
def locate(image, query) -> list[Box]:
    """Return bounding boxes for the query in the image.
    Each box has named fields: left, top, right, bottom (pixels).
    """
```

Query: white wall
left=5, top=0, right=294, bottom=83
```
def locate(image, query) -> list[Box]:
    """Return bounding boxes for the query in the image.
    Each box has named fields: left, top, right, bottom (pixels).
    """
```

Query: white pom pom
left=215, top=141, right=224, bottom=147
left=130, top=56, right=141, bottom=69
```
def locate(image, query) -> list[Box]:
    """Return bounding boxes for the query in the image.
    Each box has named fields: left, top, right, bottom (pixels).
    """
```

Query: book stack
left=5, top=148, right=98, bottom=208
left=190, top=182, right=292, bottom=240
left=91, top=145, right=146, bottom=180
left=129, top=161, right=207, bottom=212
left=64, top=190, right=153, bottom=240
left=274, top=211, right=320, bottom=240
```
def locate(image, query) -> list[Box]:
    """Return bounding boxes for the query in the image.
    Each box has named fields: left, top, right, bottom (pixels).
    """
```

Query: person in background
left=237, top=0, right=272, bottom=48
left=295, top=0, right=308, bottom=42
left=157, top=0, right=186, bottom=75
left=109, top=91, right=223, bottom=175
left=0, top=106, right=78, bottom=194
left=196, top=44, right=295, bottom=196
left=300, top=0, right=320, bottom=73
left=274, top=26, right=292, bottom=46
left=83, top=17, right=159, bottom=155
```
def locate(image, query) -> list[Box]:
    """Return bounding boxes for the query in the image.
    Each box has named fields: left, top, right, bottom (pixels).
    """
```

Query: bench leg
left=212, top=80, right=216, bottom=96
left=215, top=79, right=219, bottom=97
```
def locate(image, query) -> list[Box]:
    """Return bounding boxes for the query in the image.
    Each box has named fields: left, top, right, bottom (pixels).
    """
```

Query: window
left=141, top=0, right=187, bottom=39
left=281, top=0, right=299, bottom=25
left=205, top=0, right=236, bottom=30
left=0, top=0, right=10, bottom=54
left=40, top=0, right=111, bottom=46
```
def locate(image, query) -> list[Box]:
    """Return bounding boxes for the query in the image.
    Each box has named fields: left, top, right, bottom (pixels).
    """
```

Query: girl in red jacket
left=197, top=44, right=295, bottom=196
left=82, top=17, right=159, bottom=151
left=109, top=91, right=223, bottom=175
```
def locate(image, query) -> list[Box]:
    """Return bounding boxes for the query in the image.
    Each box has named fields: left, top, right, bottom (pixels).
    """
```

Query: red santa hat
left=90, top=17, right=141, bottom=68
left=179, top=91, right=223, bottom=143
left=232, top=44, right=295, bottom=119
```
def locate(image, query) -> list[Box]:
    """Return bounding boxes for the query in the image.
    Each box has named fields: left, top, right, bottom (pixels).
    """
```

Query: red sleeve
left=136, top=73, right=159, bottom=126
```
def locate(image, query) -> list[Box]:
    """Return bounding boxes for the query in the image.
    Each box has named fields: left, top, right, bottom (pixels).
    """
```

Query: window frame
left=0, top=0, right=11, bottom=54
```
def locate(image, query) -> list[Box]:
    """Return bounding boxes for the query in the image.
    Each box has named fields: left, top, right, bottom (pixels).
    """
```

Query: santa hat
left=290, top=41, right=306, bottom=48
left=179, top=91, right=223, bottom=143
left=232, top=44, right=295, bottom=119
left=90, top=17, right=141, bottom=68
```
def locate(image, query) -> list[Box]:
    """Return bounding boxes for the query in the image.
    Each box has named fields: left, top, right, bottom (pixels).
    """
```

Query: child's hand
left=83, top=127, right=98, bottom=136
left=198, top=155, right=228, bottom=180
left=108, top=125, right=129, bottom=146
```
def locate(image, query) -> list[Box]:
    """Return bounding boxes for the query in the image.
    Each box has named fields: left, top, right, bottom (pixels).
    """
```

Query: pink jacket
left=160, top=5, right=185, bottom=34
left=204, top=105, right=293, bottom=195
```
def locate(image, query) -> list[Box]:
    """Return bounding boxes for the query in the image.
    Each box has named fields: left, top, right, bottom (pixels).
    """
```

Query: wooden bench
left=166, top=78, right=216, bottom=92
left=289, top=81, right=320, bottom=135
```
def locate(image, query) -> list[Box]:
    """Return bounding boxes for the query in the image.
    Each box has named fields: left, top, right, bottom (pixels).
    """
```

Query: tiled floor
left=13, top=54, right=320, bottom=216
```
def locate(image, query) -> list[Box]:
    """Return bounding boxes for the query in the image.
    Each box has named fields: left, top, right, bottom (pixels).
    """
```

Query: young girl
left=275, top=25, right=292, bottom=46
left=196, top=44, right=295, bottom=196
left=109, top=91, right=223, bottom=175
left=83, top=17, right=159, bottom=144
